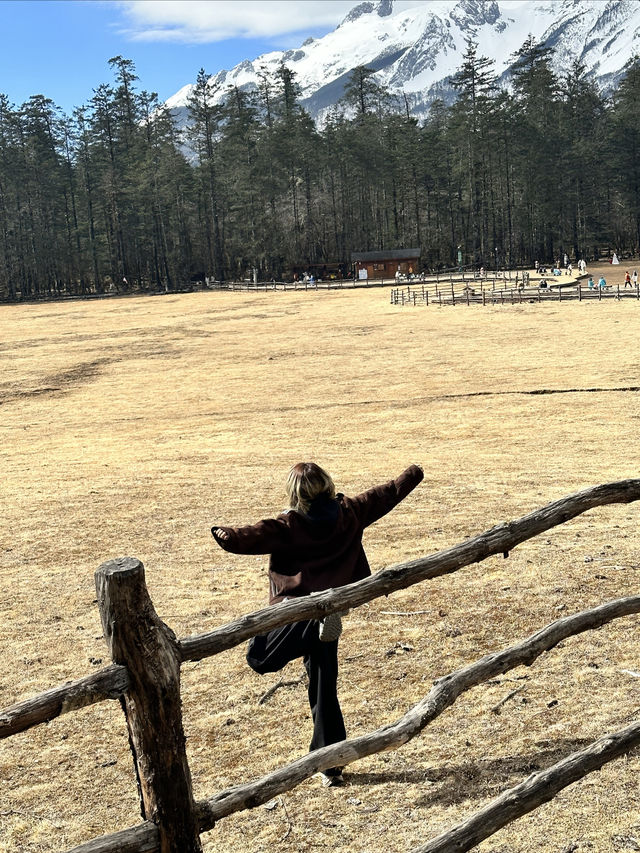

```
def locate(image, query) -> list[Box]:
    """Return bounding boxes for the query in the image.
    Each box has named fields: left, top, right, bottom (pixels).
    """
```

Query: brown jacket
left=211, top=465, right=423, bottom=603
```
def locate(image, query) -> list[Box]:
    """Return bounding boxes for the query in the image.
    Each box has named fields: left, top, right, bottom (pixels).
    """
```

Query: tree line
left=0, top=43, right=639, bottom=300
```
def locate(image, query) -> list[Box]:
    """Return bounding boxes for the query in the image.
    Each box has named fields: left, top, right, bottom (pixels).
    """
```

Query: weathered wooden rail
left=391, top=282, right=640, bottom=306
left=2, top=479, right=640, bottom=853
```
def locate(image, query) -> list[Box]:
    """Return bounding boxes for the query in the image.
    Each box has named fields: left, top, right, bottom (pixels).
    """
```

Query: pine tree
left=450, top=41, right=499, bottom=266
left=509, top=36, right=562, bottom=263
left=187, top=69, right=226, bottom=281
left=608, top=58, right=640, bottom=252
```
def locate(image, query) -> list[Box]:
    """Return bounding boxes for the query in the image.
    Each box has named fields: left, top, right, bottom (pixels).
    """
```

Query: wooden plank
left=64, top=822, right=158, bottom=853
left=0, top=664, right=129, bottom=739
left=96, top=558, right=202, bottom=853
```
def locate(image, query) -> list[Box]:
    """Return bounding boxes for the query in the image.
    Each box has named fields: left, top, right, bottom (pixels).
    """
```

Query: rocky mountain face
left=165, top=0, right=640, bottom=127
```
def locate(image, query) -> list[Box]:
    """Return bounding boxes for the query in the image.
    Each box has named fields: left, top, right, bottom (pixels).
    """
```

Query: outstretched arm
left=349, top=464, right=424, bottom=528
left=211, top=517, right=290, bottom=555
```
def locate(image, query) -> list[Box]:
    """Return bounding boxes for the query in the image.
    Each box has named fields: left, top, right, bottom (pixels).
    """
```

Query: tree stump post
left=95, top=557, right=203, bottom=853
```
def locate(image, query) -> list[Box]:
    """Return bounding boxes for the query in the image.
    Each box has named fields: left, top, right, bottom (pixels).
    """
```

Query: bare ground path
left=1, top=287, right=639, bottom=852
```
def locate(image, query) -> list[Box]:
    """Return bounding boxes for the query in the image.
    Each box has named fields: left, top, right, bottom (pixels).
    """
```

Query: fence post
left=578, top=284, right=582, bottom=302
left=95, top=558, right=203, bottom=853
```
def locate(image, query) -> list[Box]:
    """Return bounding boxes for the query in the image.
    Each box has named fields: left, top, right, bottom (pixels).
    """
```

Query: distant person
left=633, top=270, right=638, bottom=287
left=624, top=270, right=632, bottom=288
left=211, top=462, right=423, bottom=787
left=599, top=275, right=607, bottom=289
left=588, top=276, right=595, bottom=289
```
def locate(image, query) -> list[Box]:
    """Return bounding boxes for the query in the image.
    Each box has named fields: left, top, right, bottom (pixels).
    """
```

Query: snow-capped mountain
left=165, top=0, right=640, bottom=127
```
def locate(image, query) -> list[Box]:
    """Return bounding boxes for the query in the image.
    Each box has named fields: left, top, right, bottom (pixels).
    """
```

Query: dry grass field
left=1, top=262, right=639, bottom=853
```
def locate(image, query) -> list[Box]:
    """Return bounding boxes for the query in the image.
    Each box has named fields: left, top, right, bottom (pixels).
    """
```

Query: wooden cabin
left=351, top=248, right=421, bottom=281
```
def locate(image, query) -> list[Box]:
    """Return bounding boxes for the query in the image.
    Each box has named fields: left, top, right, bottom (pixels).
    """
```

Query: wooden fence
left=207, top=277, right=389, bottom=292
left=391, top=281, right=640, bottom=307
left=2, top=480, right=640, bottom=853
left=207, top=267, right=523, bottom=294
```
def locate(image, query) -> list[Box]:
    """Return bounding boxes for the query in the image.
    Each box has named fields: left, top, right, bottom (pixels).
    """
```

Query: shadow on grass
left=346, top=738, right=594, bottom=807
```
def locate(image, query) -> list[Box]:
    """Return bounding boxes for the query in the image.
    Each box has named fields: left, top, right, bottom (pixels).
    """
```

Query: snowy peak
left=450, top=1, right=501, bottom=30
left=340, top=0, right=394, bottom=26
left=164, top=0, right=640, bottom=127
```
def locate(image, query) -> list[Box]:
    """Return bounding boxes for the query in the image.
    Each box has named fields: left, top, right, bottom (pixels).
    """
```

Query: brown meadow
left=1, top=263, right=639, bottom=852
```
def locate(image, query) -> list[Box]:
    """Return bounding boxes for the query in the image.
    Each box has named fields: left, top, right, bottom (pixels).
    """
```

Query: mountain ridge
left=164, top=0, right=640, bottom=128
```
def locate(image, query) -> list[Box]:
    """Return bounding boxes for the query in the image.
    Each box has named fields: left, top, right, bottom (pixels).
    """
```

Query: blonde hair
left=286, top=462, right=336, bottom=514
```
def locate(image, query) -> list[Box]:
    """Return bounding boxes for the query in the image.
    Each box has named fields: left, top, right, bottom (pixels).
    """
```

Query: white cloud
left=115, top=0, right=357, bottom=43
left=115, top=1, right=434, bottom=44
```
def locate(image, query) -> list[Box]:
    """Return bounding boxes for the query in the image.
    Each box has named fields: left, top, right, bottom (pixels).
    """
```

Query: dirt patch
left=0, top=359, right=108, bottom=404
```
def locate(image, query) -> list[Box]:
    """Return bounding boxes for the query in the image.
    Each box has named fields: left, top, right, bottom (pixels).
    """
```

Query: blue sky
left=0, top=0, right=360, bottom=114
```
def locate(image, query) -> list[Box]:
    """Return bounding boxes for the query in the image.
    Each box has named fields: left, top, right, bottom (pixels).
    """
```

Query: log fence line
left=208, top=278, right=385, bottom=292
left=2, top=479, right=640, bottom=852
left=391, top=281, right=640, bottom=307
left=206, top=267, right=523, bottom=294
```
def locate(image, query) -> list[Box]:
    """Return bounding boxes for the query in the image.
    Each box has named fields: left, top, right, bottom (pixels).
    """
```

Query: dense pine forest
left=0, top=42, right=639, bottom=300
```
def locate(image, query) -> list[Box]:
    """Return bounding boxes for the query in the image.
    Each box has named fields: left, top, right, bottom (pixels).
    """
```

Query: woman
left=212, top=462, right=423, bottom=785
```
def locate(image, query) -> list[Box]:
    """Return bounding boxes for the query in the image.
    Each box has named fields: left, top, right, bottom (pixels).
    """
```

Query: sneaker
left=317, top=769, right=344, bottom=787
left=318, top=612, right=343, bottom=642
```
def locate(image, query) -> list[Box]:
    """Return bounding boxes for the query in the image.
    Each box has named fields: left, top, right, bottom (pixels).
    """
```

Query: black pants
left=246, top=619, right=346, bottom=752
